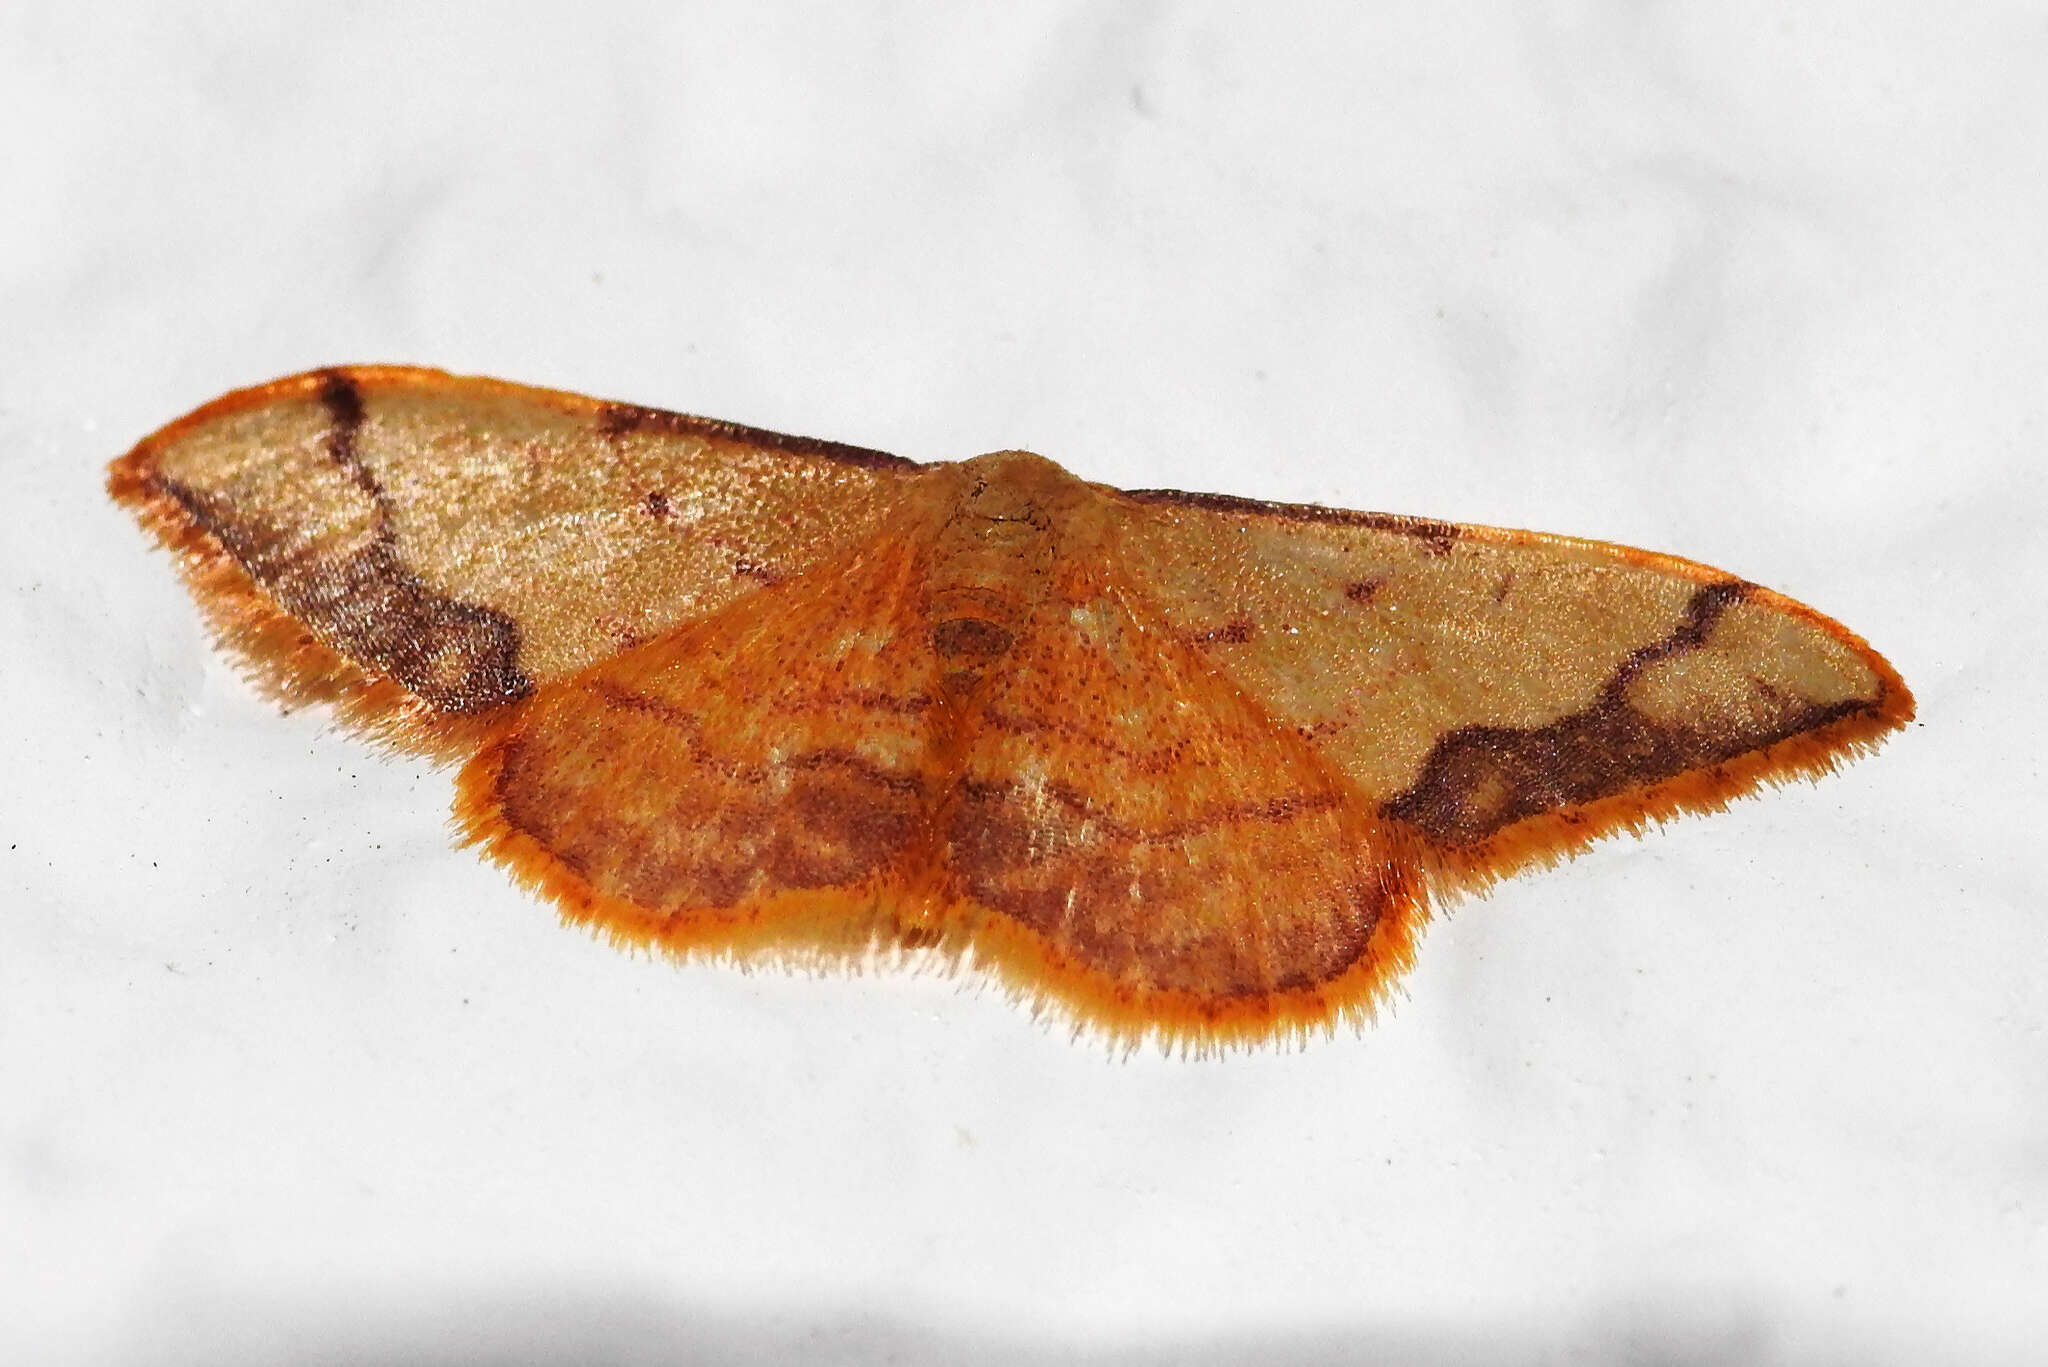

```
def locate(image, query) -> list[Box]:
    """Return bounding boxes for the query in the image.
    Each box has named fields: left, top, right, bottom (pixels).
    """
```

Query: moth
left=110, top=367, right=1912, bottom=1049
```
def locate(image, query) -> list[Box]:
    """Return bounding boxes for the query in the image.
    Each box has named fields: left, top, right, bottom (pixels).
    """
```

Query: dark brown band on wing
left=492, top=683, right=926, bottom=909
left=134, top=373, right=528, bottom=716
left=1380, top=580, right=1877, bottom=847
left=156, top=473, right=531, bottom=715
left=595, top=400, right=922, bottom=472
left=1604, top=579, right=1751, bottom=698
left=317, top=368, right=370, bottom=490
left=1120, top=487, right=1458, bottom=555
left=943, top=777, right=1381, bottom=999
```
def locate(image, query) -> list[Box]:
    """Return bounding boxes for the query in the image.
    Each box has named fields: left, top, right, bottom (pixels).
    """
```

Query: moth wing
left=1108, top=488, right=1913, bottom=888
left=937, top=570, right=1425, bottom=1049
left=456, top=524, right=956, bottom=960
left=109, top=366, right=926, bottom=754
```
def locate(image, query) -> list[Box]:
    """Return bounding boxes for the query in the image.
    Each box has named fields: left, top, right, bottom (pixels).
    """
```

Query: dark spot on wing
left=932, top=616, right=1015, bottom=663
left=1186, top=618, right=1256, bottom=645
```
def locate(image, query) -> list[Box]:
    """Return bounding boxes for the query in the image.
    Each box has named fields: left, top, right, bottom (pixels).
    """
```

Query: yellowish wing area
left=107, top=366, right=923, bottom=752
left=1109, top=489, right=1912, bottom=885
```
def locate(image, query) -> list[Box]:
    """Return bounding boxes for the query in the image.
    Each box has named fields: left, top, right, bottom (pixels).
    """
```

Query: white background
left=3, top=5, right=2042, bottom=1364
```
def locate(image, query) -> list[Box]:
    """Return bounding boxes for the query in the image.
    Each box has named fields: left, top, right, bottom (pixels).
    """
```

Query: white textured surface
left=2, top=5, right=2040, bottom=1364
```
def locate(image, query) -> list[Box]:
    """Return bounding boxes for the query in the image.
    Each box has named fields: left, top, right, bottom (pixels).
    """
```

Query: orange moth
left=110, top=367, right=1913, bottom=1050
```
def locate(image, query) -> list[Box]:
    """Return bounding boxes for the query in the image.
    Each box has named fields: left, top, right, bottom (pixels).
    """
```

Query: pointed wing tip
left=1420, top=676, right=1913, bottom=896
left=108, top=429, right=501, bottom=762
